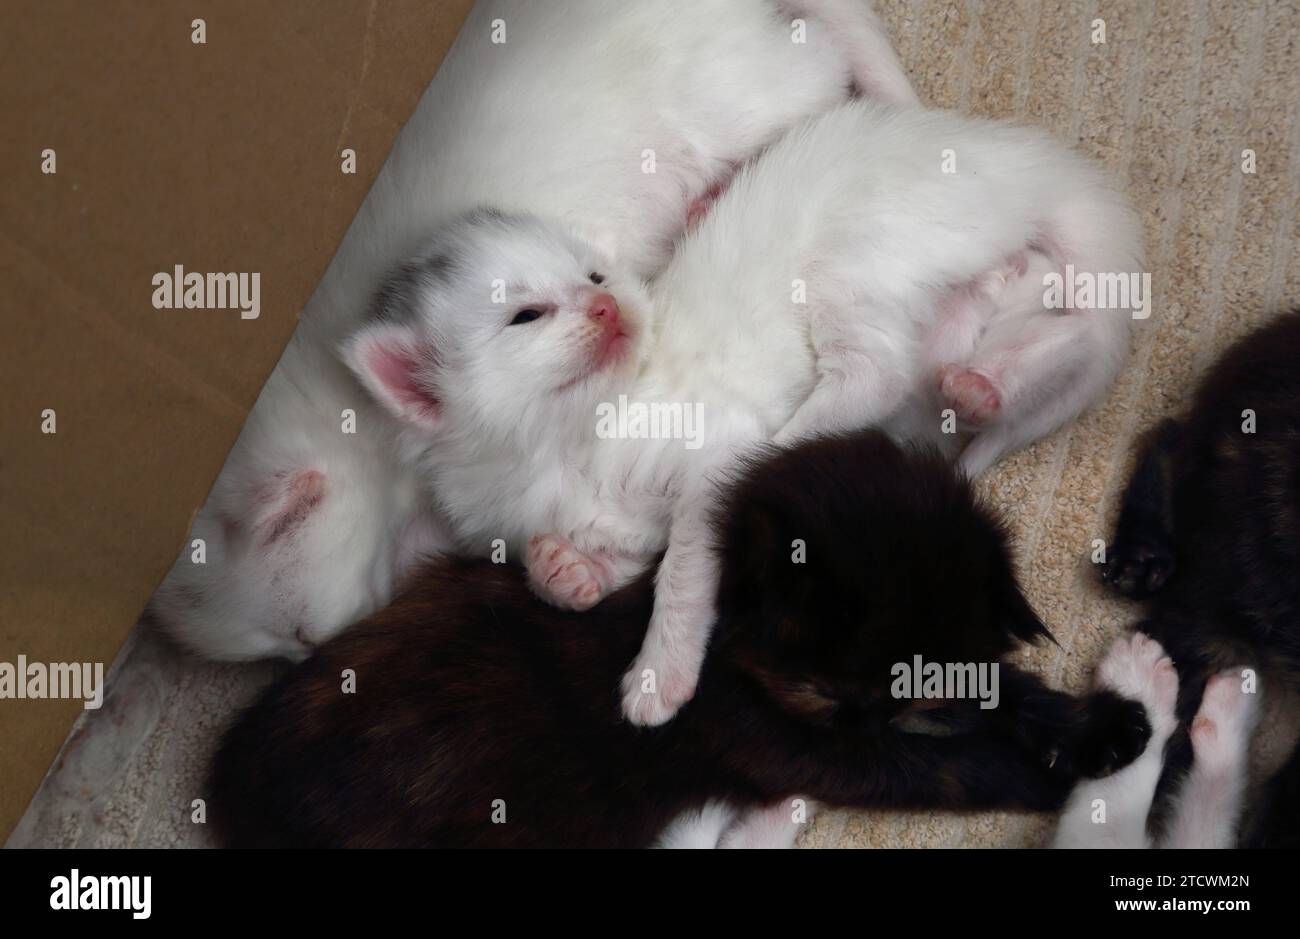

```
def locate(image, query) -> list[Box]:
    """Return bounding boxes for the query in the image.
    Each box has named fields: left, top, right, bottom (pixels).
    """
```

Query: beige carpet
left=10, top=0, right=1300, bottom=849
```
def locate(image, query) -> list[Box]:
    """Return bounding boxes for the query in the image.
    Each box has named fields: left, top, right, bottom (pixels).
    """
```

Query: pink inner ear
left=365, top=340, right=441, bottom=428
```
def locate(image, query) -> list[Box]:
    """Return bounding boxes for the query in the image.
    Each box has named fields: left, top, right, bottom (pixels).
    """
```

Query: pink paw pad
left=526, top=534, right=608, bottom=611
left=939, top=364, right=1002, bottom=424
left=1189, top=671, right=1259, bottom=767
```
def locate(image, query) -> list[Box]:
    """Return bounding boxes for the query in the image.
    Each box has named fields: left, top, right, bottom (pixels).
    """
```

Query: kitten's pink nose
left=586, top=292, right=621, bottom=326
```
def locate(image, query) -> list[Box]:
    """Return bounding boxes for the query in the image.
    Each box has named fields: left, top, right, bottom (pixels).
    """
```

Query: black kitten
left=1248, top=741, right=1300, bottom=848
left=1103, top=307, right=1300, bottom=841
left=211, top=431, right=1147, bottom=848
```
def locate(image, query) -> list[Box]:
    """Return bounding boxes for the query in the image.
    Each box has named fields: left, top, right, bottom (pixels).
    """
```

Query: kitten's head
left=151, top=384, right=453, bottom=662
left=342, top=209, right=652, bottom=443
left=713, top=430, right=1050, bottom=729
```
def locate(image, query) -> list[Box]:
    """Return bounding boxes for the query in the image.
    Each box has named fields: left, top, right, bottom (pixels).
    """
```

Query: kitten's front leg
left=982, top=664, right=1153, bottom=781
left=525, top=533, right=642, bottom=611
left=1101, top=419, right=1183, bottom=599
left=781, top=725, right=1076, bottom=813
left=1052, top=632, right=1180, bottom=848
left=773, top=303, right=911, bottom=446
left=621, top=486, right=721, bottom=726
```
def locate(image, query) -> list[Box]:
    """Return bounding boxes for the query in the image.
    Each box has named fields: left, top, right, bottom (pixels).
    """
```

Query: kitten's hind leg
left=773, top=299, right=912, bottom=446
left=952, top=321, right=1116, bottom=477
left=950, top=256, right=1128, bottom=477
left=961, top=665, right=1143, bottom=779
left=1159, top=669, right=1261, bottom=848
left=1101, top=419, right=1183, bottom=599
left=926, top=251, right=1031, bottom=379
left=1052, top=632, right=1180, bottom=848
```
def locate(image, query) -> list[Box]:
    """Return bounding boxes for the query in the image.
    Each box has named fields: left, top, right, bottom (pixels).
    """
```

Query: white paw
left=938, top=364, right=1001, bottom=425
left=620, top=641, right=701, bottom=727
left=1190, top=670, right=1260, bottom=770
left=525, top=533, right=607, bottom=611
left=1095, top=631, right=1179, bottom=738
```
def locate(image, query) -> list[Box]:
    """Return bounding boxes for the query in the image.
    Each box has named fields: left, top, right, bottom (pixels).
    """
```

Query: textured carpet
left=10, top=0, right=1299, bottom=849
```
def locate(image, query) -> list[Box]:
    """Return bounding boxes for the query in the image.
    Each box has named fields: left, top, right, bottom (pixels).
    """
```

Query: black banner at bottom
left=0, top=848, right=1279, bottom=924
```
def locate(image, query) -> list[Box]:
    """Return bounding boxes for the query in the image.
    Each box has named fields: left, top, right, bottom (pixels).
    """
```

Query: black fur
left=211, top=431, right=1147, bottom=847
left=1247, top=740, right=1300, bottom=848
left=1103, top=307, right=1300, bottom=842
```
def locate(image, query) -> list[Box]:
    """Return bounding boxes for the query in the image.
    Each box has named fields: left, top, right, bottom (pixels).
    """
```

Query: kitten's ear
left=1004, top=583, right=1055, bottom=646
left=342, top=322, right=442, bottom=432
left=246, top=469, right=326, bottom=546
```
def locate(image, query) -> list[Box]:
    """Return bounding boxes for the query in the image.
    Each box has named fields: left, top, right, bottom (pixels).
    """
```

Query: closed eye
left=509, top=309, right=544, bottom=326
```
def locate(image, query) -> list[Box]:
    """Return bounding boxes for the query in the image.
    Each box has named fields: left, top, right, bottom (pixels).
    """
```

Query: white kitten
left=348, top=100, right=1143, bottom=725
left=1053, top=634, right=1260, bottom=849
left=152, top=0, right=913, bottom=659
left=150, top=360, right=447, bottom=661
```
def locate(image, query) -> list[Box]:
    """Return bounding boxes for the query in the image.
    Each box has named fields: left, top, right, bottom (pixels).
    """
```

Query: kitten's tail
left=778, top=0, right=920, bottom=106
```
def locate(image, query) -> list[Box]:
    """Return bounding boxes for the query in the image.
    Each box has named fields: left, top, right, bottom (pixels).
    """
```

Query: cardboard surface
left=0, top=0, right=473, bottom=840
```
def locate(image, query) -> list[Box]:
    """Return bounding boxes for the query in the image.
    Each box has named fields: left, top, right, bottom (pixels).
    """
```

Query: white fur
left=1053, top=633, right=1180, bottom=848
left=1160, top=670, right=1261, bottom=848
left=354, top=101, right=1143, bottom=725
left=717, top=798, right=815, bottom=849
left=1053, top=635, right=1260, bottom=849
left=153, top=0, right=910, bottom=659
left=653, top=801, right=739, bottom=849
left=655, top=798, right=813, bottom=849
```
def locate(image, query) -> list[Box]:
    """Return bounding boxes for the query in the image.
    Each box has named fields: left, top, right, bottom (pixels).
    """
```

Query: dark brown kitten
left=211, top=430, right=1147, bottom=848
left=1103, top=307, right=1300, bottom=843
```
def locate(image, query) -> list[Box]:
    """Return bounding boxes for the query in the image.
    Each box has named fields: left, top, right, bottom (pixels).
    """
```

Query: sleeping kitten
left=1101, top=307, right=1300, bottom=844
left=1054, top=633, right=1260, bottom=848
left=209, top=431, right=1150, bottom=848
left=345, top=100, right=1143, bottom=724
left=151, top=0, right=914, bottom=660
